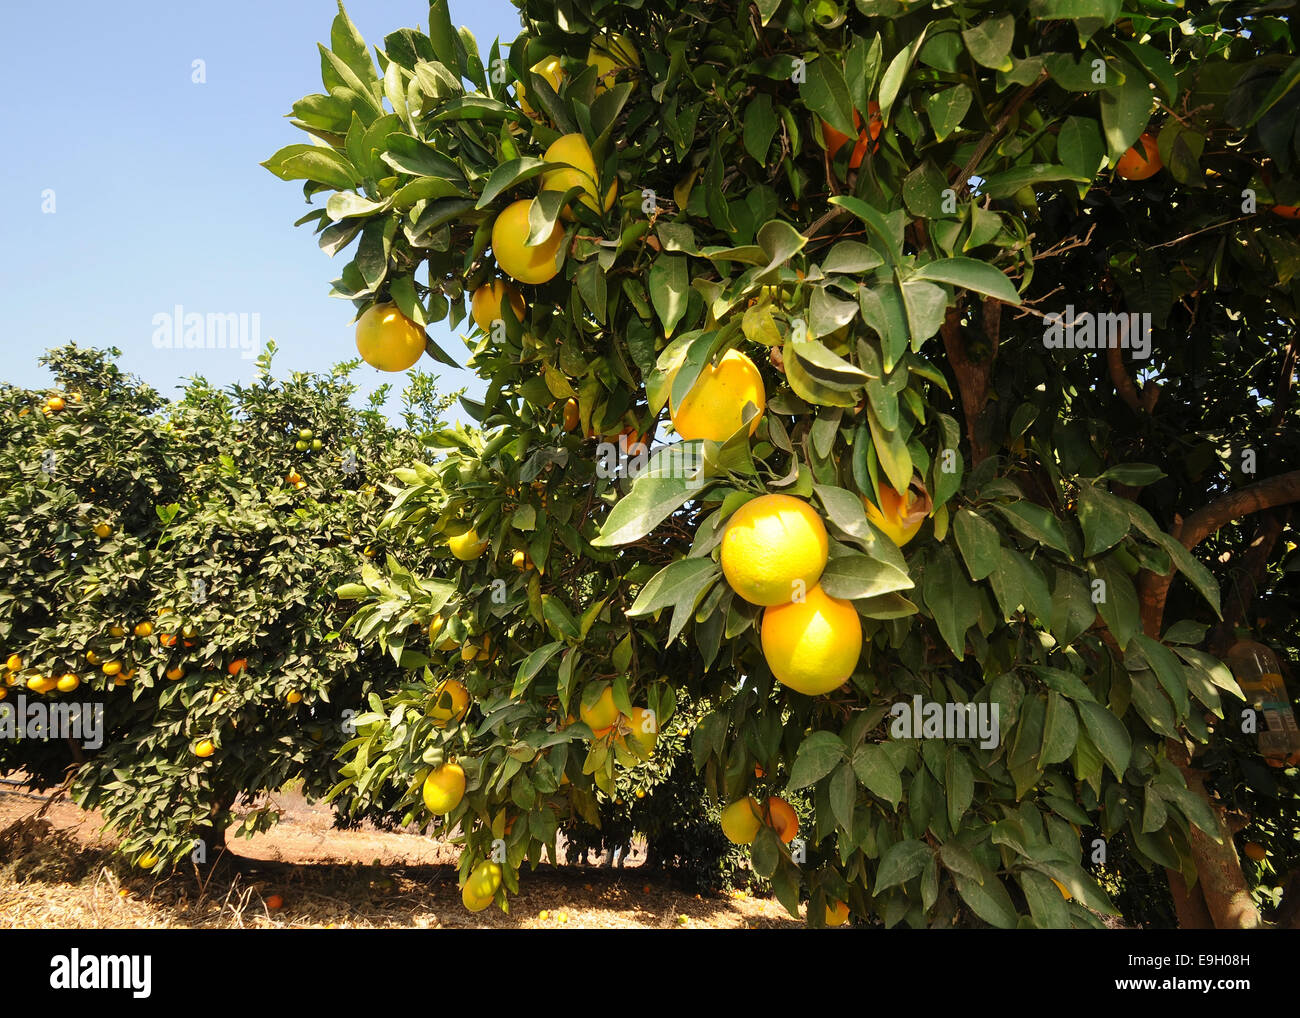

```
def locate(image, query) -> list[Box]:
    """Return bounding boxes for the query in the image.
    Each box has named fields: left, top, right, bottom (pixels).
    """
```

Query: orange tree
left=0, top=344, right=453, bottom=868
left=266, top=0, right=1300, bottom=926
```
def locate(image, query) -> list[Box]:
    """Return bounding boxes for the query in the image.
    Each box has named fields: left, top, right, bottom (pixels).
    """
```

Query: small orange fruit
left=1115, top=132, right=1162, bottom=180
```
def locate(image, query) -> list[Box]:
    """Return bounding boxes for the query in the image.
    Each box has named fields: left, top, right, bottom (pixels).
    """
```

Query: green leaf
left=649, top=253, right=690, bottom=338
left=1076, top=700, right=1131, bottom=780
left=802, top=56, right=856, bottom=139
left=1077, top=482, right=1130, bottom=556
left=627, top=558, right=719, bottom=617
left=962, top=14, right=1015, bottom=72
left=591, top=447, right=704, bottom=547
left=1130, top=635, right=1189, bottom=720
left=789, top=731, right=847, bottom=790
left=744, top=93, right=779, bottom=162
left=512, top=641, right=563, bottom=697
left=1100, top=463, right=1165, bottom=487
left=1101, top=64, right=1154, bottom=161
left=995, top=501, right=1071, bottom=555
left=852, top=743, right=902, bottom=806
left=951, top=869, right=1019, bottom=928
left=922, top=544, right=980, bottom=659
left=756, top=220, right=809, bottom=280
left=978, top=165, right=1089, bottom=199
left=476, top=157, right=550, bottom=209
left=261, top=144, right=359, bottom=190
left=912, top=257, right=1021, bottom=305
left=927, top=84, right=972, bottom=142
left=1089, top=556, right=1140, bottom=650
left=820, top=545, right=913, bottom=600
left=952, top=507, right=1000, bottom=580
left=1041, top=691, right=1079, bottom=765
left=874, top=839, right=933, bottom=893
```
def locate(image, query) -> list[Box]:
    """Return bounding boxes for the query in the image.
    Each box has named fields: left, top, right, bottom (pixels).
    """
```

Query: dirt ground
left=0, top=781, right=801, bottom=930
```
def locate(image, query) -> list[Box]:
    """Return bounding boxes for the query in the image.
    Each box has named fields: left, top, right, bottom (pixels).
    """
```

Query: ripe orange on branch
left=761, top=584, right=862, bottom=695
left=670, top=348, right=766, bottom=442
left=720, top=494, right=829, bottom=606
left=355, top=303, right=427, bottom=372
left=492, top=200, right=564, bottom=285
left=822, top=102, right=882, bottom=170
left=471, top=279, right=526, bottom=332
left=1115, top=132, right=1162, bottom=180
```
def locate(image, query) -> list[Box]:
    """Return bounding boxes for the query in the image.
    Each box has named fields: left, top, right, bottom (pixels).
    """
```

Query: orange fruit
left=863, top=482, right=928, bottom=547
left=720, top=797, right=763, bottom=845
left=102, top=660, right=122, bottom=676
left=822, top=102, right=882, bottom=169
left=761, top=584, right=862, bottom=695
left=1115, top=132, right=1162, bottom=180
left=193, top=739, right=215, bottom=758
left=471, top=279, right=527, bottom=333
left=286, top=690, right=303, bottom=705
left=430, top=680, right=470, bottom=727
left=1243, top=842, right=1267, bottom=862
left=765, top=797, right=799, bottom=843
left=46, top=396, right=66, bottom=412
left=563, top=398, right=580, bottom=431
left=670, top=348, right=766, bottom=442
left=355, top=303, right=427, bottom=372
left=1272, top=205, right=1300, bottom=220
left=266, top=894, right=284, bottom=910
left=56, top=674, right=80, bottom=693
left=166, top=667, right=185, bottom=681
left=825, top=900, right=850, bottom=926
left=579, top=686, right=619, bottom=732
left=134, top=622, right=154, bottom=638
left=228, top=659, right=247, bottom=676
left=720, top=494, right=828, bottom=606
left=422, top=761, right=467, bottom=815
left=492, top=200, right=564, bottom=285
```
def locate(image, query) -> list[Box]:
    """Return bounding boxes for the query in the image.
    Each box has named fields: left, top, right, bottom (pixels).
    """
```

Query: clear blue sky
left=1, top=0, right=523, bottom=418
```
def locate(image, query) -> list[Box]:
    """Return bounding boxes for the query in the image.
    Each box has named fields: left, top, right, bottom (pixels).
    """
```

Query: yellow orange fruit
left=825, top=900, right=850, bottom=926
left=563, top=398, right=580, bottom=431
left=56, top=674, right=80, bottom=693
left=720, top=494, right=829, bottom=606
left=517, top=54, right=564, bottom=119
left=93, top=523, right=113, bottom=539
left=492, top=200, right=563, bottom=285
left=102, top=661, right=122, bottom=676
left=471, top=280, right=527, bottom=333
left=5, top=654, right=20, bottom=672
left=134, top=622, right=154, bottom=638
left=465, top=859, right=503, bottom=903
left=430, top=679, right=470, bottom=727
left=286, top=690, right=303, bottom=705
left=542, top=133, right=616, bottom=217
left=423, top=761, right=467, bottom=815
left=670, top=349, right=766, bottom=442
left=166, top=667, right=185, bottom=681
left=355, top=303, right=427, bottom=372
left=138, top=853, right=160, bottom=869
left=228, top=659, right=247, bottom=676
left=761, top=584, right=862, bottom=695
left=863, top=483, right=927, bottom=548
left=579, top=686, right=619, bottom=733
left=1115, top=132, right=1162, bottom=180
left=720, top=797, right=763, bottom=845
left=193, top=739, right=215, bottom=758
left=448, top=528, right=488, bottom=560
left=587, top=32, right=640, bottom=94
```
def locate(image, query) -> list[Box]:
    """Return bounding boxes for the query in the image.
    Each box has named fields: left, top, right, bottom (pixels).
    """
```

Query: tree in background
left=0, top=344, right=454, bottom=868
